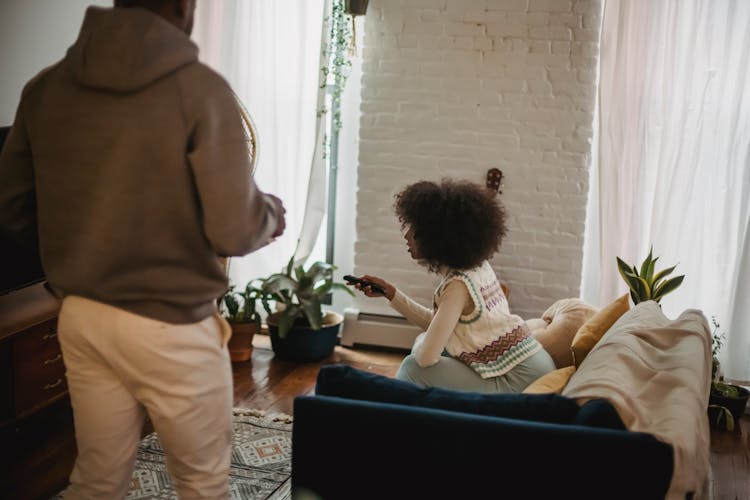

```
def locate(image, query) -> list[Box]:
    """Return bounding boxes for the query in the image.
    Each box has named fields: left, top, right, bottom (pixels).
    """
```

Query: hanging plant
left=319, top=0, right=353, bottom=138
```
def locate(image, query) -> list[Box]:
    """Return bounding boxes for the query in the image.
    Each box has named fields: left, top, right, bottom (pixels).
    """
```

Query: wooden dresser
left=0, top=283, right=65, bottom=427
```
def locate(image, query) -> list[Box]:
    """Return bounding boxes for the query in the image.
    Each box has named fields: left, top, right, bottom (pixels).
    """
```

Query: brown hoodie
left=0, top=7, right=281, bottom=324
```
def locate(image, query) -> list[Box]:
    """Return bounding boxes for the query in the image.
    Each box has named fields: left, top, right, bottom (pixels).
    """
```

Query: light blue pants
left=396, top=348, right=556, bottom=394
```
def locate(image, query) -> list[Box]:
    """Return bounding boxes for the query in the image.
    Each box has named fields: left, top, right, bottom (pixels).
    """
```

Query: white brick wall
left=353, top=0, right=602, bottom=319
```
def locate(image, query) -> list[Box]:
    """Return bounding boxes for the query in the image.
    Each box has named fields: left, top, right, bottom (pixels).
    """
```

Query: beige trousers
left=57, top=295, right=234, bottom=500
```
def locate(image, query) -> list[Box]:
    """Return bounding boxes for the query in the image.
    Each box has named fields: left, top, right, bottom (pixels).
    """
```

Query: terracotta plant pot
left=267, top=311, right=343, bottom=362
left=227, top=322, right=258, bottom=362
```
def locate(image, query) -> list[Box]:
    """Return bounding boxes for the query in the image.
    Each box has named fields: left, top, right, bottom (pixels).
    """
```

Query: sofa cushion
left=316, top=364, right=581, bottom=424
left=573, top=398, right=627, bottom=430
left=522, top=366, right=576, bottom=394
left=530, top=298, right=598, bottom=368
left=570, top=293, right=630, bottom=367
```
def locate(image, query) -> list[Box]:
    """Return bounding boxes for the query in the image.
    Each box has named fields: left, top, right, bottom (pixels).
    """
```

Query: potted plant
left=707, top=316, right=749, bottom=431
left=616, top=246, right=685, bottom=305
left=261, top=253, right=354, bottom=362
left=219, top=280, right=264, bottom=362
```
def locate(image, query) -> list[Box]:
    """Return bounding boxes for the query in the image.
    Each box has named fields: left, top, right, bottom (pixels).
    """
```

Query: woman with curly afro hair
left=349, top=179, right=555, bottom=393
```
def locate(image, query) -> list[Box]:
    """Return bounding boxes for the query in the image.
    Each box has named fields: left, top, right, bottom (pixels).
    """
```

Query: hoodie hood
left=67, top=6, right=198, bottom=92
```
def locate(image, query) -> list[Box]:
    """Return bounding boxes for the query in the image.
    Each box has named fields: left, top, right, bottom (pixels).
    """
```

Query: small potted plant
left=219, top=280, right=265, bottom=362
left=616, top=246, right=685, bottom=305
left=707, top=316, right=749, bottom=431
left=261, top=253, right=354, bottom=362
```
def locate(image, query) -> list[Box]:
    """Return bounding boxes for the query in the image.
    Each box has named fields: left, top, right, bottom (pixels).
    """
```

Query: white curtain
left=581, top=0, right=750, bottom=381
left=192, top=0, right=327, bottom=281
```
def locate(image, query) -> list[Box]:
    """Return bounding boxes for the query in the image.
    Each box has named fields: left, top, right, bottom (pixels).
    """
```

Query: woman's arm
left=388, top=289, right=434, bottom=330
left=411, top=280, right=470, bottom=367
left=353, top=274, right=434, bottom=330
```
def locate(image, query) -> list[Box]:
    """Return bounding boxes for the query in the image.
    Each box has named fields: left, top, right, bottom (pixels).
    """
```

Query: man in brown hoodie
left=0, top=1, right=285, bottom=498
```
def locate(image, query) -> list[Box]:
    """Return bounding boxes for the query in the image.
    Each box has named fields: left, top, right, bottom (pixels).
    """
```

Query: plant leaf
left=297, top=274, right=314, bottom=296
left=277, top=305, right=301, bottom=339
left=314, top=281, right=333, bottom=296
left=306, top=261, right=334, bottom=285
left=651, top=264, right=677, bottom=289
left=301, top=296, right=323, bottom=330
left=223, top=294, right=240, bottom=318
left=622, top=269, right=646, bottom=299
left=652, top=275, right=684, bottom=302
left=262, top=274, right=297, bottom=295
left=330, top=282, right=356, bottom=297
left=713, top=382, right=740, bottom=398
left=294, top=265, right=305, bottom=281
left=639, top=247, right=653, bottom=281
left=708, top=404, right=735, bottom=432
left=617, top=257, right=639, bottom=292
left=260, top=296, right=272, bottom=315
left=633, top=274, right=651, bottom=300
left=285, top=252, right=295, bottom=277
left=645, top=256, right=657, bottom=284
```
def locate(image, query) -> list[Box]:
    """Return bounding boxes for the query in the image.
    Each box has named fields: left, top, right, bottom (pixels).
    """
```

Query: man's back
left=0, top=6, right=279, bottom=324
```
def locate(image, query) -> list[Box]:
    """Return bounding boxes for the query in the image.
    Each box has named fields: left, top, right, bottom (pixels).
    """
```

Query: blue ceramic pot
left=267, top=311, right=343, bottom=362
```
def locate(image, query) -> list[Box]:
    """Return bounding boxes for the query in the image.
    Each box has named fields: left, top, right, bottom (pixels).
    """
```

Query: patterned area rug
left=52, top=408, right=292, bottom=499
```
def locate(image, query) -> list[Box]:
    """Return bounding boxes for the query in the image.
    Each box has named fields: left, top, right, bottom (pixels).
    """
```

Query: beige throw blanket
left=562, top=301, right=711, bottom=500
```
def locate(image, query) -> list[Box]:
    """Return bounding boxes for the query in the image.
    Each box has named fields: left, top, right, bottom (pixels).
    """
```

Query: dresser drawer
left=14, top=356, right=68, bottom=415
left=13, top=318, right=60, bottom=360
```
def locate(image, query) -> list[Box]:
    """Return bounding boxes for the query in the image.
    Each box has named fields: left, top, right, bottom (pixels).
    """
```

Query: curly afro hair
left=393, top=178, right=508, bottom=272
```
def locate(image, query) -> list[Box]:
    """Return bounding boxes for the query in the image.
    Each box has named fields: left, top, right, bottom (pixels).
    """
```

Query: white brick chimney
left=342, top=0, right=602, bottom=347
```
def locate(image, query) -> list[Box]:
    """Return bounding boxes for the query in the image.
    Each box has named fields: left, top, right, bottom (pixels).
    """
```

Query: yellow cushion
left=570, top=294, right=630, bottom=368
left=523, top=366, right=576, bottom=394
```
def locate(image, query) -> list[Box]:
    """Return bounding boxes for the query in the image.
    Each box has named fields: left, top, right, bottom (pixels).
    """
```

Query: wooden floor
left=1, top=334, right=747, bottom=500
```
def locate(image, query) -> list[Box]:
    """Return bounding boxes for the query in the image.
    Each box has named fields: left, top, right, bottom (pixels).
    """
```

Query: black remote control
left=343, top=275, right=386, bottom=295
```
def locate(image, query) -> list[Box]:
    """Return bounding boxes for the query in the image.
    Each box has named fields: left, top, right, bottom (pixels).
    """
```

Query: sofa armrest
left=292, top=395, right=673, bottom=500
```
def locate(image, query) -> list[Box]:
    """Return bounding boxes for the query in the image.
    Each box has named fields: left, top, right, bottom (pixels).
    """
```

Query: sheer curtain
left=581, top=0, right=750, bottom=381
left=192, top=0, right=327, bottom=282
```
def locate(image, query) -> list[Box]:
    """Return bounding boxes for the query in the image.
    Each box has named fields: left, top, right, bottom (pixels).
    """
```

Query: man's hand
left=267, top=194, right=286, bottom=238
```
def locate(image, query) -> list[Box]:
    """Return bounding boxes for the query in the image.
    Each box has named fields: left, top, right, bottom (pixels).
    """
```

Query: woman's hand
left=356, top=274, right=396, bottom=301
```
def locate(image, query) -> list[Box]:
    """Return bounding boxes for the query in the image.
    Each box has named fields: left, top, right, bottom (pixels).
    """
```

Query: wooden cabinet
left=0, top=283, right=65, bottom=426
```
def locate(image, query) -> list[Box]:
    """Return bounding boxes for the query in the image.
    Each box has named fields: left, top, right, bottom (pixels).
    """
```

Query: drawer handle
left=44, top=354, right=63, bottom=365
left=42, top=332, right=58, bottom=340
left=44, top=378, right=64, bottom=390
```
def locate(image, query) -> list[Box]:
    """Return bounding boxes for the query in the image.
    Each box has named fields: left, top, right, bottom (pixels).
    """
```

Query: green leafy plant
left=616, top=247, right=685, bottom=304
left=713, top=382, right=741, bottom=398
left=261, top=254, right=354, bottom=339
left=710, top=318, right=741, bottom=397
left=707, top=316, right=749, bottom=431
left=708, top=404, right=735, bottom=432
left=219, top=280, right=266, bottom=330
left=710, top=316, right=725, bottom=382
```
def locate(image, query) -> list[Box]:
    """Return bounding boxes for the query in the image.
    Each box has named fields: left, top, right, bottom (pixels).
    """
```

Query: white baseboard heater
left=340, top=308, right=421, bottom=350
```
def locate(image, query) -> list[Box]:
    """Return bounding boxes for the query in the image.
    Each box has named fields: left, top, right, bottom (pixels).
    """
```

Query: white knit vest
left=436, top=261, right=542, bottom=379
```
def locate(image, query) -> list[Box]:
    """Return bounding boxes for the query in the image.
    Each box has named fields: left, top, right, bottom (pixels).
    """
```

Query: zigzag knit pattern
left=457, top=324, right=542, bottom=378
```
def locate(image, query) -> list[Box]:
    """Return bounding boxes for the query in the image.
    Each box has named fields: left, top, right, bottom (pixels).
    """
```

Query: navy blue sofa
left=292, top=365, right=674, bottom=500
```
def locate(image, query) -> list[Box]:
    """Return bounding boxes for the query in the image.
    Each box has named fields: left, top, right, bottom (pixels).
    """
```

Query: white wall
left=351, top=0, right=603, bottom=319
left=0, top=0, right=109, bottom=125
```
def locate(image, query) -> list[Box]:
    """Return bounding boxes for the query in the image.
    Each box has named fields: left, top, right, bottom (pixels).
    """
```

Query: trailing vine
left=319, top=0, right=354, bottom=159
